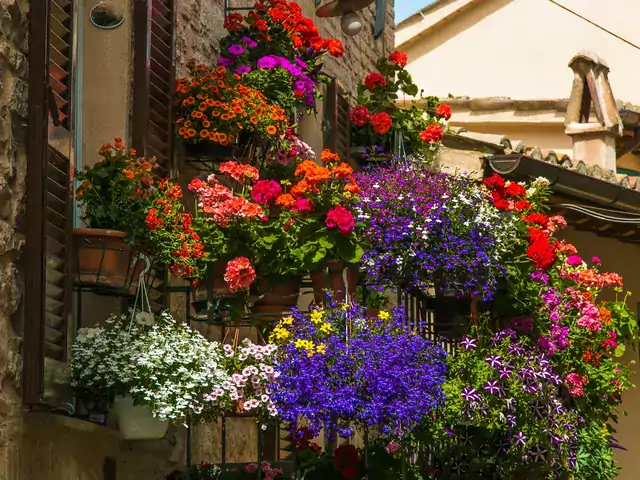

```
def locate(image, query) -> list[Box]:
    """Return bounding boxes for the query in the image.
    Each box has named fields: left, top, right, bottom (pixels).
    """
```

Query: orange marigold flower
left=332, top=162, right=353, bottom=180
left=187, top=128, right=196, bottom=137
left=290, top=180, right=310, bottom=198
left=200, top=129, right=209, bottom=138
left=266, top=125, right=277, bottom=135
left=215, top=66, right=227, bottom=74
left=320, top=149, right=340, bottom=163
left=345, top=178, right=361, bottom=195
left=123, top=169, right=135, bottom=180
left=276, top=193, right=296, bottom=208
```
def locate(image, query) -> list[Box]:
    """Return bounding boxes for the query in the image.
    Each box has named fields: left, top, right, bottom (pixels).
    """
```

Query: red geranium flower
left=224, top=257, right=256, bottom=292
left=419, top=124, right=443, bottom=143
left=388, top=51, right=408, bottom=67
left=370, top=112, right=393, bottom=135
left=523, top=213, right=549, bottom=228
left=364, top=72, right=386, bottom=91
left=527, top=238, right=557, bottom=271
left=350, top=105, right=371, bottom=127
left=506, top=182, right=526, bottom=198
left=435, top=103, right=452, bottom=120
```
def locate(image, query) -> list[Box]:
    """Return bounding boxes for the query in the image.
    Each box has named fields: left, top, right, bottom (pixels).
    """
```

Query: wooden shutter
left=25, top=0, right=75, bottom=403
left=132, top=0, right=177, bottom=178
left=323, top=79, right=351, bottom=163
left=132, top=0, right=177, bottom=311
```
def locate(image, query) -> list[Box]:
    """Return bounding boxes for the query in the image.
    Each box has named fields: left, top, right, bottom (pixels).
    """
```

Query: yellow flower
left=310, top=309, right=324, bottom=324
left=271, top=326, right=291, bottom=342
left=316, top=344, right=327, bottom=355
left=281, top=315, right=293, bottom=326
left=341, top=303, right=348, bottom=311
left=320, top=322, right=333, bottom=334
left=378, top=311, right=390, bottom=320
left=307, top=349, right=315, bottom=358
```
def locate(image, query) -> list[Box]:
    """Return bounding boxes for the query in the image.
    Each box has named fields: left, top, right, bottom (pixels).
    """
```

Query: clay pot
left=310, top=268, right=326, bottom=306
left=251, top=276, right=301, bottom=315
left=327, top=260, right=346, bottom=303
left=73, top=228, right=144, bottom=293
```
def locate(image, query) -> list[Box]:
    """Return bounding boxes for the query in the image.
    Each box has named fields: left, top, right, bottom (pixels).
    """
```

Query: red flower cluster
left=349, top=105, right=371, bottom=127
left=482, top=174, right=530, bottom=212
left=527, top=227, right=557, bottom=271
left=388, top=51, right=408, bottom=67
left=435, top=103, right=452, bottom=120
left=219, top=161, right=260, bottom=184
left=251, top=179, right=282, bottom=205
left=228, top=0, right=344, bottom=57
left=326, top=205, right=355, bottom=236
left=364, top=72, right=386, bottom=91
left=145, top=180, right=206, bottom=279
left=370, top=112, right=392, bottom=135
left=333, top=444, right=359, bottom=479
left=224, top=256, right=256, bottom=292
left=419, top=124, right=443, bottom=143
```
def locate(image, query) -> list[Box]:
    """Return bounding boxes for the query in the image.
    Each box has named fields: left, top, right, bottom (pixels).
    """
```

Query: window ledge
left=26, top=411, right=122, bottom=439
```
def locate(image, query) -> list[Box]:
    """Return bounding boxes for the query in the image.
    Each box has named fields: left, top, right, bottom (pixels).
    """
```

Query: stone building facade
left=0, top=0, right=394, bottom=478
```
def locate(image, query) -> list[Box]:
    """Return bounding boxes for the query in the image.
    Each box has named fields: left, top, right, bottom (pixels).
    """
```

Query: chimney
left=565, top=52, right=622, bottom=171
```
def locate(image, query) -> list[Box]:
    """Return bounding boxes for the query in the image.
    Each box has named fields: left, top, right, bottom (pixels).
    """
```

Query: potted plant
left=187, top=164, right=264, bottom=319
left=175, top=62, right=289, bottom=161
left=74, top=139, right=157, bottom=292
left=270, top=297, right=447, bottom=441
left=217, top=0, right=344, bottom=117
left=350, top=51, right=450, bottom=160
left=276, top=149, right=363, bottom=304
left=71, top=311, right=234, bottom=439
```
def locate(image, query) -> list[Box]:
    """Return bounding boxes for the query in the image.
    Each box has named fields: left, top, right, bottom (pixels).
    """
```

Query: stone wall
left=0, top=0, right=30, bottom=478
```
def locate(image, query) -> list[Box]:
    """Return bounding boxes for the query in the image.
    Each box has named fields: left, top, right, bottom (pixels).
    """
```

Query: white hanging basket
left=112, top=396, right=168, bottom=440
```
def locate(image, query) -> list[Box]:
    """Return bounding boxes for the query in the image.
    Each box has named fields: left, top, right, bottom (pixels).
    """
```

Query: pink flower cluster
left=325, top=205, right=355, bottom=236
left=224, top=256, right=256, bottom=292
left=576, top=301, right=602, bottom=333
left=564, top=372, right=585, bottom=397
left=189, top=176, right=264, bottom=227
left=219, top=161, right=259, bottom=183
left=251, top=180, right=282, bottom=205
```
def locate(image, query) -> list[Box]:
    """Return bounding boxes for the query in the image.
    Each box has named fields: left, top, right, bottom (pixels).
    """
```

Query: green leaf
left=614, top=344, right=626, bottom=358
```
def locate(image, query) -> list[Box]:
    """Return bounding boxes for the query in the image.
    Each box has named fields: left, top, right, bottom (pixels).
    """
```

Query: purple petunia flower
left=506, top=413, right=516, bottom=428
left=461, top=387, right=481, bottom=402
left=235, top=65, right=251, bottom=75
left=484, top=380, right=500, bottom=395
left=499, top=368, right=512, bottom=380
left=228, top=44, right=245, bottom=56
left=486, top=355, right=503, bottom=368
left=530, top=270, right=549, bottom=284
left=513, top=431, right=527, bottom=446
left=257, top=56, right=278, bottom=69
left=461, top=337, right=476, bottom=350
left=241, top=36, right=258, bottom=48
left=505, top=398, right=515, bottom=411
left=217, top=56, right=233, bottom=67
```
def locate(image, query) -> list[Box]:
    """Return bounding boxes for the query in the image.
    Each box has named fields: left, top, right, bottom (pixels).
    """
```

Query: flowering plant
left=205, top=339, right=280, bottom=425
left=422, top=326, right=581, bottom=479
left=218, top=0, right=343, bottom=115
left=350, top=52, right=449, bottom=157
left=261, top=131, right=316, bottom=181
left=175, top=62, right=288, bottom=148
left=71, top=311, right=232, bottom=422
left=355, top=162, right=518, bottom=297
left=75, top=139, right=156, bottom=244
left=275, top=149, right=363, bottom=270
left=270, top=297, right=447, bottom=439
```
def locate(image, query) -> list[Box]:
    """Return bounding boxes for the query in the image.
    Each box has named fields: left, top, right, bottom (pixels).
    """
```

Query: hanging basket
left=432, top=286, right=479, bottom=341
left=73, top=228, right=145, bottom=294
left=184, top=141, right=236, bottom=162
left=251, top=276, right=301, bottom=316
left=112, top=396, right=168, bottom=440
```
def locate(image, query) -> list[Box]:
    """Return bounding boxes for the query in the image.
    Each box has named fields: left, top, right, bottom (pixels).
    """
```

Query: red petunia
left=419, top=124, right=443, bottom=143
left=388, top=51, right=408, bottom=67
left=364, top=72, right=386, bottom=91
left=370, top=112, right=393, bottom=135
left=435, top=103, right=452, bottom=120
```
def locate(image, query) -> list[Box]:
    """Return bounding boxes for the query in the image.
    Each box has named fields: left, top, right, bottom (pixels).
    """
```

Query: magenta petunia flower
left=228, top=44, right=245, bottom=56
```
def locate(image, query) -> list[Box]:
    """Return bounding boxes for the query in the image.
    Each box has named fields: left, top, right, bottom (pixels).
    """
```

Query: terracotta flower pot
left=73, top=228, right=144, bottom=293
left=327, top=260, right=346, bottom=303
left=310, top=268, right=326, bottom=306
left=251, top=276, right=301, bottom=315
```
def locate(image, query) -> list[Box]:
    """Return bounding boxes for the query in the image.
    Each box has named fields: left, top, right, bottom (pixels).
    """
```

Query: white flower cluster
left=205, top=338, right=280, bottom=421
left=71, top=311, right=232, bottom=423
